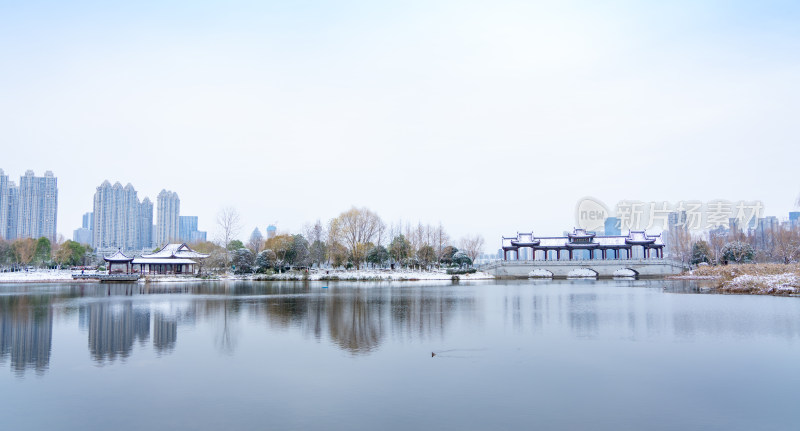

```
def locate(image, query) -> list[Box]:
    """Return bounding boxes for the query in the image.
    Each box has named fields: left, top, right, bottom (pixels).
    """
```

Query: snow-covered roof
left=142, top=243, right=209, bottom=259
left=132, top=258, right=197, bottom=265
left=104, top=250, right=134, bottom=262
left=502, top=231, right=663, bottom=248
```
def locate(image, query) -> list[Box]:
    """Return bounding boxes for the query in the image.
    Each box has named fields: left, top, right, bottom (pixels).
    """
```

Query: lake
left=1, top=279, right=799, bottom=431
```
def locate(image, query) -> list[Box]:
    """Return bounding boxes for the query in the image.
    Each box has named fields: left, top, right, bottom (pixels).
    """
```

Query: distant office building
left=92, top=181, right=153, bottom=252
left=604, top=217, right=621, bottom=236
left=156, top=190, right=180, bottom=246
left=73, top=227, right=92, bottom=245
left=15, top=170, right=58, bottom=241
left=73, top=211, right=94, bottom=245
left=790, top=212, right=800, bottom=227
left=82, top=212, right=93, bottom=229
left=178, top=216, right=207, bottom=244
left=266, top=224, right=277, bottom=239
left=139, top=198, right=153, bottom=250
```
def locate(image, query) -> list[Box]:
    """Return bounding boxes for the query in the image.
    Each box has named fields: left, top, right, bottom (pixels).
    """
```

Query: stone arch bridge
left=479, top=259, right=686, bottom=279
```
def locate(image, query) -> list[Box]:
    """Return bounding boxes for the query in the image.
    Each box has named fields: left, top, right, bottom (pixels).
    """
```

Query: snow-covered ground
left=245, top=269, right=494, bottom=281
left=0, top=269, right=81, bottom=282
left=720, top=273, right=800, bottom=295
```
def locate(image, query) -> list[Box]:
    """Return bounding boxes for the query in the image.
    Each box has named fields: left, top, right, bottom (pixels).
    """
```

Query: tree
left=772, top=225, right=800, bottom=264
left=286, top=234, right=310, bottom=267
left=247, top=228, right=265, bottom=254
left=12, top=238, right=36, bottom=266
left=34, top=237, right=51, bottom=266
left=389, top=235, right=410, bottom=267
left=439, top=246, right=458, bottom=265
left=227, top=240, right=245, bottom=251
left=256, top=249, right=277, bottom=272
left=417, top=244, right=436, bottom=269
left=329, top=207, right=383, bottom=270
left=668, top=228, right=693, bottom=266
left=54, top=240, right=87, bottom=267
left=458, top=235, right=485, bottom=263
left=690, top=240, right=711, bottom=265
left=231, top=248, right=255, bottom=274
left=366, top=245, right=389, bottom=268
left=216, top=206, right=243, bottom=269
left=265, top=234, right=294, bottom=272
left=452, top=251, right=472, bottom=268
left=305, top=220, right=327, bottom=267
left=721, top=241, right=755, bottom=264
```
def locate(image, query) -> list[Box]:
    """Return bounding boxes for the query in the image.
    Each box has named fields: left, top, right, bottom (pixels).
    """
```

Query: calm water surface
left=1, top=279, right=799, bottom=431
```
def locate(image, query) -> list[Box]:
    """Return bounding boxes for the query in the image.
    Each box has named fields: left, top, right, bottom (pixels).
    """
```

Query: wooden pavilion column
left=568, top=249, right=573, bottom=260
left=556, top=249, right=561, bottom=260
left=589, top=249, right=594, bottom=260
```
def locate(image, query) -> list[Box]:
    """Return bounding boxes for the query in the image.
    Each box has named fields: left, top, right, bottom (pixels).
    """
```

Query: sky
left=1, top=0, right=798, bottom=249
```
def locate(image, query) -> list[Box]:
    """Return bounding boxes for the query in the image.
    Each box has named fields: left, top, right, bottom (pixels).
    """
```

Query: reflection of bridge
left=480, top=258, right=686, bottom=279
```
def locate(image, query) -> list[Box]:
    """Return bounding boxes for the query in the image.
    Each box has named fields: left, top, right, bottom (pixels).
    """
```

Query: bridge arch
left=528, top=269, right=554, bottom=278
left=567, top=268, right=598, bottom=278
left=613, top=268, right=639, bottom=278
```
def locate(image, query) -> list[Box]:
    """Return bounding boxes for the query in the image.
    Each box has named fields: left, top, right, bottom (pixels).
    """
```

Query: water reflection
left=80, top=302, right=149, bottom=364
left=1, top=280, right=800, bottom=376
left=0, top=296, right=53, bottom=375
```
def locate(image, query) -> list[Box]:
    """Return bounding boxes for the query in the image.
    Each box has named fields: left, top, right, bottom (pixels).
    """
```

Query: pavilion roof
left=104, top=249, right=134, bottom=262
left=142, top=243, right=209, bottom=259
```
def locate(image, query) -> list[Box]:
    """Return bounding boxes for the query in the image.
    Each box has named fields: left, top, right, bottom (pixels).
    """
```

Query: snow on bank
left=0, top=269, right=78, bottom=282
left=246, top=269, right=494, bottom=282
left=720, top=273, right=800, bottom=295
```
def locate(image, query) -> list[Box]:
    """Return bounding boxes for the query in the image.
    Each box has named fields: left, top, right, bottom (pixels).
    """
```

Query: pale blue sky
left=1, top=0, right=798, bottom=245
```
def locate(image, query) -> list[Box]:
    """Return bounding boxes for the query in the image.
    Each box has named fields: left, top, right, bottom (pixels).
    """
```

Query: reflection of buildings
left=153, top=313, right=177, bottom=353
left=0, top=297, right=53, bottom=375
left=80, top=302, right=150, bottom=364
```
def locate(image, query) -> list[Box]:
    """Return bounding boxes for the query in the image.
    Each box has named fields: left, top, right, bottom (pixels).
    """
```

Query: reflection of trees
left=258, top=285, right=475, bottom=355
left=79, top=301, right=150, bottom=364
left=327, top=289, right=385, bottom=355
left=0, top=296, right=53, bottom=375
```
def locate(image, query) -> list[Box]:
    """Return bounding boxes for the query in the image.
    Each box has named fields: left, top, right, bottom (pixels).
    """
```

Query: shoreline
left=668, top=263, right=800, bottom=296
left=0, top=269, right=496, bottom=284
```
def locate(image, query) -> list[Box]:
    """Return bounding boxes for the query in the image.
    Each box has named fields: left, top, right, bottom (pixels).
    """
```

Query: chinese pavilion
left=501, top=228, right=664, bottom=261
left=132, top=243, right=209, bottom=275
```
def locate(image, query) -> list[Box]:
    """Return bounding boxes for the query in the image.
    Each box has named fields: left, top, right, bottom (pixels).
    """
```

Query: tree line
left=669, top=222, right=800, bottom=266
left=0, top=236, right=93, bottom=270
left=194, top=206, right=485, bottom=274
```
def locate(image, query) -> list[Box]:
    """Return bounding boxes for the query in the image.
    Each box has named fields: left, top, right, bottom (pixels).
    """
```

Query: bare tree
left=329, top=207, right=383, bottom=270
left=216, top=207, right=242, bottom=268
left=305, top=220, right=327, bottom=267
left=459, top=234, right=485, bottom=263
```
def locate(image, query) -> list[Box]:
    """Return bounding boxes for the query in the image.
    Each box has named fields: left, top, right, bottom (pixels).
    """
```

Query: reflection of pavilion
left=502, top=229, right=665, bottom=261
left=0, top=298, right=53, bottom=375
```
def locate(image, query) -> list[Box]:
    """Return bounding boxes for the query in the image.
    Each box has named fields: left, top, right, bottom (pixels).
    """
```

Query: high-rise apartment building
left=139, top=198, right=153, bottom=250
left=92, top=181, right=153, bottom=252
left=14, top=170, right=58, bottom=241
left=156, top=190, right=180, bottom=246
left=6, top=181, right=18, bottom=240
left=0, top=170, right=8, bottom=239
